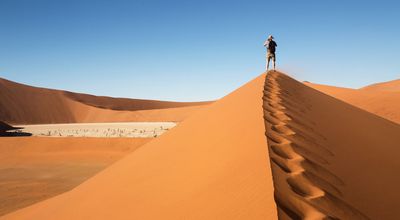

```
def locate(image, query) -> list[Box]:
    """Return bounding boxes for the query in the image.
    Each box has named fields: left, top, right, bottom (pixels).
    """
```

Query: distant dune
left=64, top=91, right=210, bottom=111
left=0, top=78, right=211, bottom=125
left=361, top=79, right=400, bottom=92
left=305, top=79, right=400, bottom=124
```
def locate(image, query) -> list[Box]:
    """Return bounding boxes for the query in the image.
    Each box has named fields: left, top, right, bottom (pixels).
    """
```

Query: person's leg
left=266, top=56, right=270, bottom=71
left=273, top=54, right=276, bottom=70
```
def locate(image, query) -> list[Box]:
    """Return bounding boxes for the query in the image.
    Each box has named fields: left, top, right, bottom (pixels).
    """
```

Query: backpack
left=268, top=40, right=276, bottom=53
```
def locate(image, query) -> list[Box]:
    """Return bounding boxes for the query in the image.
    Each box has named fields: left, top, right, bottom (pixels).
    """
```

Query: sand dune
left=2, top=71, right=400, bottom=219
left=265, top=71, right=400, bottom=219
left=1, top=74, right=278, bottom=220
left=306, top=79, right=400, bottom=124
left=64, top=91, right=210, bottom=111
left=0, top=137, right=151, bottom=216
left=361, top=79, right=400, bottom=92
left=0, top=78, right=211, bottom=125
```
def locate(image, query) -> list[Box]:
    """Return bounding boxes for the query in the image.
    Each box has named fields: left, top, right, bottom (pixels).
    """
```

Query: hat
left=268, top=35, right=274, bottom=39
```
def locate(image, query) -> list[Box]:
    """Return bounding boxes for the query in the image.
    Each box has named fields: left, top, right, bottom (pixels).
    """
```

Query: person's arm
left=263, top=40, right=268, bottom=47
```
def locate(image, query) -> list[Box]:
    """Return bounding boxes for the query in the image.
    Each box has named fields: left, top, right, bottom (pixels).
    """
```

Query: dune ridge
left=264, top=71, right=400, bottom=219
left=0, top=77, right=211, bottom=124
left=63, top=91, right=210, bottom=111
left=264, top=72, right=368, bottom=219
left=361, top=79, right=400, bottom=92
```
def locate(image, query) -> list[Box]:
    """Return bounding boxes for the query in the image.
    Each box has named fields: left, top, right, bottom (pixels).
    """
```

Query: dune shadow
left=0, top=121, right=32, bottom=137
left=0, top=130, right=32, bottom=137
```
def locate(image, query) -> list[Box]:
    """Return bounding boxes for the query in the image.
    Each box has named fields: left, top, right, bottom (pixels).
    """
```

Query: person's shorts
left=267, top=52, right=276, bottom=61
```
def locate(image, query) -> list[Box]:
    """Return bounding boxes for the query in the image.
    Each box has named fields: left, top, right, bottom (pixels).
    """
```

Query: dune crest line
left=263, top=71, right=369, bottom=219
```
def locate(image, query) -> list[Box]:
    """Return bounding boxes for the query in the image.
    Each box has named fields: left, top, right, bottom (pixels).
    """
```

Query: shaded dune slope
left=306, top=80, right=400, bottom=124
left=0, top=79, right=75, bottom=124
left=1, top=74, right=277, bottom=220
left=0, top=78, right=211, bottom=124
left=264, top=71, right=400, bottom=219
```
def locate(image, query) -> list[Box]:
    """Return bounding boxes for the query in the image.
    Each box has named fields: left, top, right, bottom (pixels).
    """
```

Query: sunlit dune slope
left=1, top=74, right=277, bottom=220
left=306, top=79, right=400, bottom=124
left=361, top=79, right=400, bottom=92
left=265, top=71, right=400, bottom=219
left=0, top=78, right=211, bottom=124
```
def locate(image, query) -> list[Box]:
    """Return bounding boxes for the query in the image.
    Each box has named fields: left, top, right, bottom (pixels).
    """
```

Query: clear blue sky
left=1, top=0, right=399, bottom=101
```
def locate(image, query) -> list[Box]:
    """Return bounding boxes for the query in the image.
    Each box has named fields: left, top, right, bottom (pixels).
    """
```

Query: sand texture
left=264, top=71, right=400, bottom=219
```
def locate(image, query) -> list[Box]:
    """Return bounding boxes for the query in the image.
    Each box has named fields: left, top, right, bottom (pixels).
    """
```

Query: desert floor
left=0, top=137, right=151, bottom=216
left=13, top=122, right=176, bottom=138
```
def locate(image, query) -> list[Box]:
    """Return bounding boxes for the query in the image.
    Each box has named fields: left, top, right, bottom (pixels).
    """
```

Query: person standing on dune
left=264, top=35, right=277, bottom=71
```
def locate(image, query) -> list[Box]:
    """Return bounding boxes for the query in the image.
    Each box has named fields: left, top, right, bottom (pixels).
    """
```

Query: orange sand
left=1, top=74, right=277, bottom=220
left=306, top=79, right=400, bottom=124
left=0, top=137, right=150, bottom=216
left=265, top=71, right=400, bottom=219
left=2, top=71, right=400, bottom=219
